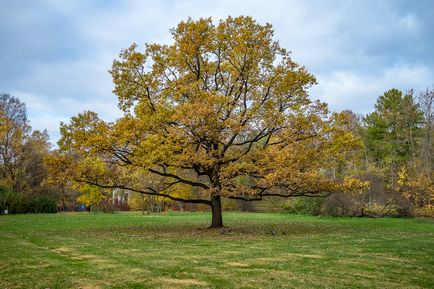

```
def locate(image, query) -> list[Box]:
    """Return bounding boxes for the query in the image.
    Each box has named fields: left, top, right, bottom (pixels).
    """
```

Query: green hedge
left=0, top=187, right=57, bottom=214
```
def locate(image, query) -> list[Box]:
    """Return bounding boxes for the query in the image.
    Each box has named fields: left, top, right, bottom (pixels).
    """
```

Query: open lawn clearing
left=0, top=212, right=433, bottom=288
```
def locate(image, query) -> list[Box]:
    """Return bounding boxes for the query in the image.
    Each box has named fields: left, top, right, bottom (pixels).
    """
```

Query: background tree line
left=284, top=88, right=433, bottom=217
left=0, top=93, right=77, bottom=213
left=1, top=88, right=431, bottom=216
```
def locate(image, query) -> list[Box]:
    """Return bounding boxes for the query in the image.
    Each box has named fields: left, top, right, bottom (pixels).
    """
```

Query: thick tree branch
left=148, top=168, right=210, bottom=189
left=228, top=190, right=332, bottom=201
left=75, top=179, right=211, bottom=205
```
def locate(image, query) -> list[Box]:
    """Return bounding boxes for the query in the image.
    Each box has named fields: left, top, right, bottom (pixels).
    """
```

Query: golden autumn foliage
left=1, top=93, right=51, bottom=195
left=397, top=166, right=434, bottom=208
left=58, top=16, right=366, bottom=227
left=75, top=184, right=107, bottom=207
left=0, top=109, right=25, bottom=190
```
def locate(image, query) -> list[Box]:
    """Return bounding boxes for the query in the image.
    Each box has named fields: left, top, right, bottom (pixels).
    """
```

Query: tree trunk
left=209, top=194, right=224, bottom=228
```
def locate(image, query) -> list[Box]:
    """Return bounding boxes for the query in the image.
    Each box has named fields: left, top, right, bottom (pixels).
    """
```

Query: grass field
left=0, top=212, right=433, bottom=289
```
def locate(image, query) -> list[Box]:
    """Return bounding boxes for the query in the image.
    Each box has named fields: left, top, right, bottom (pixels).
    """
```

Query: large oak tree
left=59, top=17, right=365, bottom=227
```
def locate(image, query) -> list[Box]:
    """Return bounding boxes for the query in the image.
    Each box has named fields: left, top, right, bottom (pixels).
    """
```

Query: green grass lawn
left=0, top=212, right=433, bottom=289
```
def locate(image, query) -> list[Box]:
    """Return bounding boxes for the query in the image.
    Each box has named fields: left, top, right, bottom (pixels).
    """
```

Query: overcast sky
left=1, top=0, right=433, bottom=144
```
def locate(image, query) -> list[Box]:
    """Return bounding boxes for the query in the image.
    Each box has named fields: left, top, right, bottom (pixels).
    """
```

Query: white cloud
left=312, top=64, right=434, bottom=114
left=399, top=14, right=418, bottom=30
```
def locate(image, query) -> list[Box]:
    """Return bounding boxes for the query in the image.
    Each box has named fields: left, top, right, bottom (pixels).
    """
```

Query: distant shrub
left=221, top=198, right=254, bottom=212
left=363, top=204, right=389, bottom=217
left=284, top=190, right=418, bottom=218
left=221, top=198, right=239, bottom=211
left=29, top=196, right=57, bottom=213
left=380, top=190, right=414, bottom=217
left=283, top=197, right=324, bottom=215
left=0, top=187, right=28, bottom=214
left=319, top=193, right=359, bottom=217
left=285, top=194, right=362, bottom=217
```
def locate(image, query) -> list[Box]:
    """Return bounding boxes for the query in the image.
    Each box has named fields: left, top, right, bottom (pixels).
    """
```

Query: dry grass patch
left=285, top=252, right=324, bottom=259
left=52, top=246, right=75, bottom=254
left=159, top=277, right=208, bottom=286
left=226, top=261, right=249, bottom=267
left=74, top=278, right=106, bottom=289
left=52, top=246, right=117, bottom=269
left=251, top=257, right=286, bottom=263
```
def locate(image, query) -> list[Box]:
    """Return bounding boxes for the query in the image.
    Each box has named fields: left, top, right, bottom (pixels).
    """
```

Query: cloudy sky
left=1, top=0, right=433, bottom=144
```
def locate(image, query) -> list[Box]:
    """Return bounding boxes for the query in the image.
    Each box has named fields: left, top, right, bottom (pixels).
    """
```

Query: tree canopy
left=364, top=89, right=423, bottom=168
left=0, top=93, right=50, bottom=194
left=58, top=16, right=366, bottom=227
